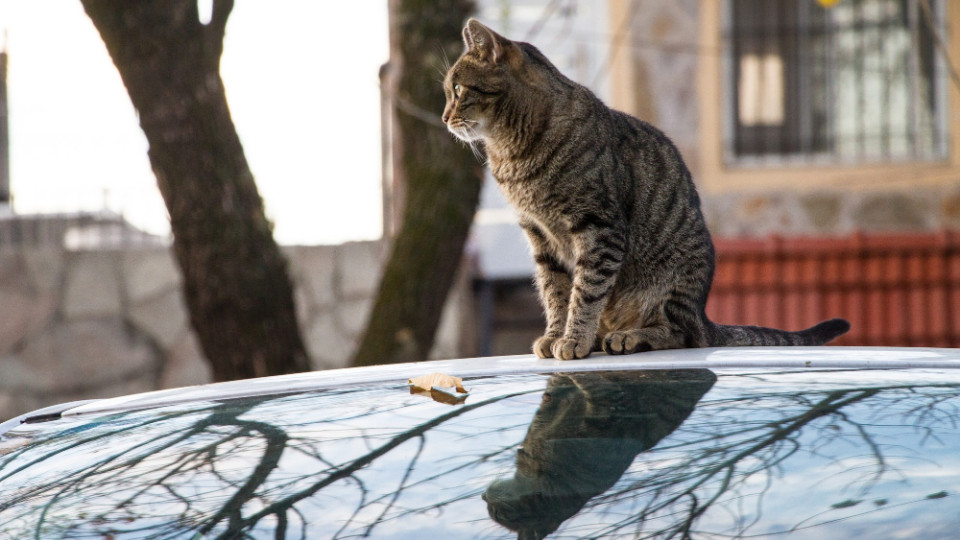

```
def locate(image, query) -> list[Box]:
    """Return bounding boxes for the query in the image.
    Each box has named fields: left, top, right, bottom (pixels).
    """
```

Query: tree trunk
left=81, top=0, right=310, bottom=381
left=352, top=0, right=482, bottom=366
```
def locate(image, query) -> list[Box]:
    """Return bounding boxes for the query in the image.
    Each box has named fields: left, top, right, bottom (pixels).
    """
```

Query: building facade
left=470, top=0, right=960, bottom=353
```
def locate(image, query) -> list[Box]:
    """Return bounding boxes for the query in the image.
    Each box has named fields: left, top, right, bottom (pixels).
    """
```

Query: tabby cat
left=442, top=19, right=849, bottom=360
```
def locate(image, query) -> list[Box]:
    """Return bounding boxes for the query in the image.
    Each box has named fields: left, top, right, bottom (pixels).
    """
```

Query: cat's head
left=442, top=19, right=559, bottom=145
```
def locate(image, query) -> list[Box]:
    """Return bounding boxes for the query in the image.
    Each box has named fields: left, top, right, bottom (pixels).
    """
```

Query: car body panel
left=2, top=347, right=960, bottom=539
left=46, top=346, right=960, bottom=419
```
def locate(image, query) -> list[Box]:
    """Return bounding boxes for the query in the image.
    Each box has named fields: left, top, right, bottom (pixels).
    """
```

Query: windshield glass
left=1, top=368, right=959, bottom=539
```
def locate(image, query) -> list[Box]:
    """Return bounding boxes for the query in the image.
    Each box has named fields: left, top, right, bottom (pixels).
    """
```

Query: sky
left=0, top=0, right=389, bottom=245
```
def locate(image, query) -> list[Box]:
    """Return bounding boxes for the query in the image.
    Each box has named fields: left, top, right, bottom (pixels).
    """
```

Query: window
left=726, top=0, right=947, bottom=164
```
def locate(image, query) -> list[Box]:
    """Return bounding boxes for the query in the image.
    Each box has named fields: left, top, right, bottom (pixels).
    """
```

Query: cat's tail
left=711, top=318, right=850, bottom=347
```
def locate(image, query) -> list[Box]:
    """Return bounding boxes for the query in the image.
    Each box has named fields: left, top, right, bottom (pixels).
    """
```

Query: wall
left=702, top=184, right=960, bottom=238
left=608, top=0, right=701, bottom=172
left=606, top=0, right=960, bottom=237
left=0, top=241, right=469, bottom=421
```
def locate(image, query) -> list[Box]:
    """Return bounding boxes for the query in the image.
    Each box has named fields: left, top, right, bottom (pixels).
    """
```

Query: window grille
left=725, top=0, right=948, bottom=164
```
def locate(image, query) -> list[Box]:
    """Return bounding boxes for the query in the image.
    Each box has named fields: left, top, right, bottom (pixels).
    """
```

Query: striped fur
left=442, top=20, right=850, bottom=359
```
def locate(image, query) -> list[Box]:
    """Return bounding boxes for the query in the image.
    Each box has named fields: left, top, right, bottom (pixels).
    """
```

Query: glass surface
left=2, top=368, right=959, bottom=539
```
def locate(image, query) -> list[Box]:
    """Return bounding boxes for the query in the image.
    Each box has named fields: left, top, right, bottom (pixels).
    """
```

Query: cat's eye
left=453, top=84, right=462, bottom=98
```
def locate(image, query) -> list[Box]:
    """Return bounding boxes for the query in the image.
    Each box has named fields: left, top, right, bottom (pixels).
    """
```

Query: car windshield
left=1, top=367, right=959, bottom=539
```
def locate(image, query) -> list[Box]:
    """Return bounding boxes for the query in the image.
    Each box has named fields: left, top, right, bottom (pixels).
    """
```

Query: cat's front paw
left=533, top=336, right=557, bottom=359
left=550, top=337, right=592, bottom=360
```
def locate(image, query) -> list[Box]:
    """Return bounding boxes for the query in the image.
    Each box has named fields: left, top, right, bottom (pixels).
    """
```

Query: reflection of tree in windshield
left=0, top=389, right=534, bottom=539
left=0, top=370, right=959, bottom=539
left=489, top=371, right=960, bottom=540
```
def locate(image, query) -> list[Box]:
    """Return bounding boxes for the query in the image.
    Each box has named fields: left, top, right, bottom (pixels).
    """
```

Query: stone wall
left=702, top=184, right=960, bottom=239
left=617, top=0, right=701, bottom=171
left=0, top=241, right=469, bottom=421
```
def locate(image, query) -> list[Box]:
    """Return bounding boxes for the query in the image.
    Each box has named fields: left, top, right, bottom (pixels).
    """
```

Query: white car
left=1, top=347, right=959, bottom=539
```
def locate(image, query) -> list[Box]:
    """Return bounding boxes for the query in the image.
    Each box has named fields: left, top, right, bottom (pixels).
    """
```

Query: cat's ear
left=463, top=19, right=515, bottom=64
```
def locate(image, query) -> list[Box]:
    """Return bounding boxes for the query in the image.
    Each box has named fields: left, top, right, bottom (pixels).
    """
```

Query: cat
left=442, top=19, right=850, bottom=360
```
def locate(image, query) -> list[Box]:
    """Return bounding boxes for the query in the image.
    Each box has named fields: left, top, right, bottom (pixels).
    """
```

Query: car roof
left=40, top=346, right=960, bottom=421
left=4, top=347, right=960, bottom=539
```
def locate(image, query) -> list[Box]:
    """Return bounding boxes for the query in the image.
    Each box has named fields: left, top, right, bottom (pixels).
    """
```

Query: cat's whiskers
left=439, top=46, right=452, bottom=72
left=435, top=46, right=453, bottom=83
left=467, top=139, right=486, bottom=164
left=451, top=122, right=487, bottom=163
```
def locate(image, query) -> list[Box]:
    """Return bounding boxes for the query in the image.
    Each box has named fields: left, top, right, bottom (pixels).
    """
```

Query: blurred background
left=0, top=0, right=958, bottom=419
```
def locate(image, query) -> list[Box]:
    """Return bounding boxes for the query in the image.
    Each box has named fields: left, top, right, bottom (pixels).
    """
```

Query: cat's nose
left=441, top=112, right=449, bottom=124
